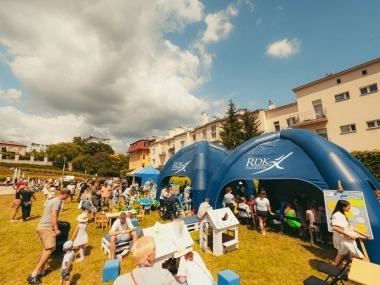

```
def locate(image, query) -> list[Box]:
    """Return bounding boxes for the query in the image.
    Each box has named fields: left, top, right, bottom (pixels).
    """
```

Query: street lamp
left=62, top=156, right=67, bottom=180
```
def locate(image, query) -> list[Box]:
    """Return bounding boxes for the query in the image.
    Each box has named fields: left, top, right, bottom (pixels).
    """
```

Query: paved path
left=0, top=186, right=15, bottom=195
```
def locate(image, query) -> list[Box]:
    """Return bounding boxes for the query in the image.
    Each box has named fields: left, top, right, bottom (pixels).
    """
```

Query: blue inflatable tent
left=156, top=141, right=230, bottom=211
left=206, top=129, right=380, bottom=264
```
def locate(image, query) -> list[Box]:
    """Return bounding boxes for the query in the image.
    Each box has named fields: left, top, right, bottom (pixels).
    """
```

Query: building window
left=142, top=163, right=145, bottom=168
left=152, top=159, right=155, bottom=165
left=362, top=70, right=367, bottom=76
left=286, top=117, right=297, bottom=127
left=274, top=121, right=280, bottom=131
left=144, top=142, right=147, bottom=147
left=18, top=148, right=22, bottom=153
left=152, top=148, right=155, bottom=154
left=142, top=155, right=146, bottom=160
left=202, top=130, right=206, bottom=139
left=316, top=128, right=328, bottom=139
left=180, top=140, right=185, bottom=148
left=337, top=78, right=341, bottom=84
left=9, top=147, right=13, bottom=151
left=211, top=125, right=216, bottom=132
left=367, top=119, right=380, bottom=129
left=335, top=92, right=350, bottom=102
left=340, top=124, right=356, bottom=134
left=192, top=135, right=196, bottom=141
left=168, top=141, right=170, bottom=146
left=212, top=132, right=216, bottom=139
left=313, top=100, right=324, bottom=119
left=360, top=84, right=378, bottom=95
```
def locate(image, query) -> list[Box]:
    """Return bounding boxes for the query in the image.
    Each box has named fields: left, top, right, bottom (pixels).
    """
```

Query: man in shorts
left=27, top=189, right=71, bottom=284
left=67, top=182, right=75, bottom=203
left=109, top=212, right=138, bottom=259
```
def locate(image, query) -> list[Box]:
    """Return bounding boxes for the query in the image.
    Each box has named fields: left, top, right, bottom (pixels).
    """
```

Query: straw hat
left=173, top=247, right=193, bottom=258
left=77, top=213, right=88, bottom=223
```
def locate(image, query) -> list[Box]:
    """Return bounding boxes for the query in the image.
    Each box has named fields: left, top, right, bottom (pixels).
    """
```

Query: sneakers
left=10, top=219, right=17, bottom=222
left=310, top=240, right=314, bottom=244
left=27, top=275, right=41, bottom=284
left=76, top=258, right=84, bottom=262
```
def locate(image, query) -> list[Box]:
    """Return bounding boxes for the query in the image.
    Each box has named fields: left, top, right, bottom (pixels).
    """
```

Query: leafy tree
left=240, top=108, right=264, bottom=144
left=72, top=136, right=85, bottom=146
left=219, top=99, right=243, bottom=150
left=83, top=142, right=114, bottom=156
left=46, top=142, right=84, bottom=168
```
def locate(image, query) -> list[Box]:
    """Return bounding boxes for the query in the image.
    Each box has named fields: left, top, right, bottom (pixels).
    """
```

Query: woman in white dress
left=331, top=200, right=372, bottom=265
left=175, top=247, right=215, bottom=285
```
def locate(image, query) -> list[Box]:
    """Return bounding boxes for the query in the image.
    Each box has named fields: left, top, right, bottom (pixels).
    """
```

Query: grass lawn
left=0, top=191, right=338, bottom=285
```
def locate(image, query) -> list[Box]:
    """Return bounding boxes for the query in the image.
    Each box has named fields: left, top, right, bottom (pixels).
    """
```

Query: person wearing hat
left=236, top=181, right=248, bottom=201
left=113, top=236, right=177, bottom=285
left=71, top=213, right=89, bottom=262
left=175, top=246, right=215, bottom=285
left=59, top=240, right=75, bottom=285
left=27, top=189, right=72, bottom=284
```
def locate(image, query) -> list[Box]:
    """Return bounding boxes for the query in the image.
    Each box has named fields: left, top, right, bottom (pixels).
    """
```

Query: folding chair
left=317, top=252, right=351, bottom=284
left=303, top=268, right=348, bottom=285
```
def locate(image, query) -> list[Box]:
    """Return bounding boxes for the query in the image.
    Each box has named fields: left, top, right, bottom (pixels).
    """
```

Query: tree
left=72, top=136, right=85, bottom=146
left=83, top=142, right=114, bottom=156
left=46, top=142, right=84, bottom=168
left=240, top=109, right=264, bottom=143
left=219, top=99, right=242, bottom=150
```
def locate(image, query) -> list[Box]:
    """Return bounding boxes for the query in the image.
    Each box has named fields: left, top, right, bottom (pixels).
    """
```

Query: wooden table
left=106, top=210, right=137, bottom=227
left=348, top=258, right=380, bottom=285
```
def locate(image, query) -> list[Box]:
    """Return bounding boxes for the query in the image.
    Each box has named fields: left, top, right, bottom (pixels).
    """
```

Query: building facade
left=127, top=138, right=156, bottom=170
left=148, top=58, right=380, bottom=167
left=0, top=140, right=27, bottom=156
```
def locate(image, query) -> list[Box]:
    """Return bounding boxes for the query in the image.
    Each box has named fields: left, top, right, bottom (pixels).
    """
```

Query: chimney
left=268, top=100, right=276, bottom=110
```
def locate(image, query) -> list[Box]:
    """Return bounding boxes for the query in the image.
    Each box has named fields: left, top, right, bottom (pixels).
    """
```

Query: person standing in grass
left=26, top=189, right=71, bottom=285
left=255, top=190, right=275, bottom=236
left=71, top=213, right=88, bottom=262
left=10, top=177, right=27, bottom=221
left=331, top=200, right=372, bottom=265
left=59, top=240, right=75, bottom=285
left=20, top=183, right=37, bottom=221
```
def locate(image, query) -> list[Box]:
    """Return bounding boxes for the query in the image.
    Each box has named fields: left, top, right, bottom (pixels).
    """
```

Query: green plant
left=351, top=150, right=380, bottom=182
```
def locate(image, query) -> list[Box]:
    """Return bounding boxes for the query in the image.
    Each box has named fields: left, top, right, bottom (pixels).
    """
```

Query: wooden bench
left=222, top=239, right=239, bottom=253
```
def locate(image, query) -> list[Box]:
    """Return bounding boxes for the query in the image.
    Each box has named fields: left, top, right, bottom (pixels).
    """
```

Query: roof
left=292, top=57, right=380, bottom=92
left=0, top=140, right=27, bottom=147
left=127, top=138, right=155, bottom=153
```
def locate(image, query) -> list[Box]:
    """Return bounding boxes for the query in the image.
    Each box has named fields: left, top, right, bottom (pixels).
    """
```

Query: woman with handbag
left=20, top=184, right=37, bottom=221
left=175, top=247, right=216, bottom=285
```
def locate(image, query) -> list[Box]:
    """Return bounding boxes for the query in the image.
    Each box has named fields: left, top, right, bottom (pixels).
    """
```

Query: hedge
left=351, top=150, right=380, bottom=182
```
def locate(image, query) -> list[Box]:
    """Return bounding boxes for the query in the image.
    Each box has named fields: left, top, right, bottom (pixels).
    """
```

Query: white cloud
left=265, top=38, right=301, bottom=58
left=0, top=87, right=22, bottom=103
left=237, top=0, right=254, bottom=12
left=0, top=0, right=219, bottom=152
left=256, top=17, right=262, bottom=25
left=202, top=4, right=238, bottom=44
left=248, top=101, right=255, bottom=106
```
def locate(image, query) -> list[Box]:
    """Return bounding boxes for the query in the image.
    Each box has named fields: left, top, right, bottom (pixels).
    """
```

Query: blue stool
left=102, top=259, right=120, bottom=282
left=131, top=218, right=138, bottom=227
left=218, top=269, right=240, bottom=285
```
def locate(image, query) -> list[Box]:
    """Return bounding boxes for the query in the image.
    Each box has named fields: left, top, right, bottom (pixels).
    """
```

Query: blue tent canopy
left=206, top=129, right=380, bottom=264
left=156, top=141, right=231, bottom=210
left=134, top=165, right=160, bottom=186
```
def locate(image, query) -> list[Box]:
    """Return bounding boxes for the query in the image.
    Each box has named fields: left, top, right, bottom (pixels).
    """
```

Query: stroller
left=159, top=199, right=180, bottom=220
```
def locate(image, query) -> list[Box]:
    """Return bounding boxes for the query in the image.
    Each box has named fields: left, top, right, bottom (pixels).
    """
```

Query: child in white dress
left=71, top=213, right=88, bottom=262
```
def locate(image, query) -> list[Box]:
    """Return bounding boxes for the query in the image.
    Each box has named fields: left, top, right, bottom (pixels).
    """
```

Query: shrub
left=351, top=150, right=380, bottom=182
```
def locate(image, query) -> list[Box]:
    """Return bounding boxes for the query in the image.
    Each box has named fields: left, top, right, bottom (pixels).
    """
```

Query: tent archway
left=156, top=141, right=230, bottom=210
left=206, top=129, right=380, bottom=264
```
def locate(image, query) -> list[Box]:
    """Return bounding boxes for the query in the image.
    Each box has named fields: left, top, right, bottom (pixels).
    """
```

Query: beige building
left=0, top=140, right=27, bottom=156
left=149, top=58, right=380, bottom=167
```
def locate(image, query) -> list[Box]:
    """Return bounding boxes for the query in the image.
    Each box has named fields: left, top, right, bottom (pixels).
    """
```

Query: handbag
left=77, top=199, right=83, bottom=209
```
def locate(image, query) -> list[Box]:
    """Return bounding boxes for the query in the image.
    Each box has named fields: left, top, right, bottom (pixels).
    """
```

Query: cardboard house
left=143, top=219, right=194, bottom=267
left=199, top=208, right=239, bottom=256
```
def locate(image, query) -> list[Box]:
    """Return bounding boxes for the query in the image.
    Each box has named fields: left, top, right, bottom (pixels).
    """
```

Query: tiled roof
left=0, top=140, right=27, bottom=147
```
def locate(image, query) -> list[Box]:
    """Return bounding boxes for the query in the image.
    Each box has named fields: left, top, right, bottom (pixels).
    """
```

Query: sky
left=1, top=0, right=379, bottom=154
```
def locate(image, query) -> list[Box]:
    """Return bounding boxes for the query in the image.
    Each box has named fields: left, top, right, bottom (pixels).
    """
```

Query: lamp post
left=62, top=156, right=67, bottom=182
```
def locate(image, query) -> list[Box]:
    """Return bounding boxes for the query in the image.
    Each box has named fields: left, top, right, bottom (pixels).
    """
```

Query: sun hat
left=77, top=213, right=88, bottom=223
left=173, top=247, right=193, bottom=258
left=63, top=240, right=73, bottom=250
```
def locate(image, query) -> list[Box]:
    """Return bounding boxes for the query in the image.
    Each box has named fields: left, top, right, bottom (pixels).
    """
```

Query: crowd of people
left=6, top=176, right=376, bottom=284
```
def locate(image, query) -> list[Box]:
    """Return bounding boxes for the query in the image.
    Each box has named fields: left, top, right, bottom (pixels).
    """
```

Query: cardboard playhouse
left=143, top=219, right=194, bottom=267
left=199, top=208, right=239, bottom=256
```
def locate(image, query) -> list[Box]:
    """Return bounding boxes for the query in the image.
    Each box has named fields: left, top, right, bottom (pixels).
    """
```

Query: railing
left=292, top=107, right=327, bottom=125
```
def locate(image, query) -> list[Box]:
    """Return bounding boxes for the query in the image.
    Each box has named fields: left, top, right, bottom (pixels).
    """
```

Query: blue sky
left=0, top=0, right=379, bottom=153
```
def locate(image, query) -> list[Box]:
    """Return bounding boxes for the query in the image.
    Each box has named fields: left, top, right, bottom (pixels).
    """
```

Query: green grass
left=0, top=192, right=338, bottom=285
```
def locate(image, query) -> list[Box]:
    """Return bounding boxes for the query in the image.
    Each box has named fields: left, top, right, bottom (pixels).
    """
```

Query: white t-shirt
left=67, top=184, right=75, bottom=194
left=177, top=251, right=213, bottom=285
left=110, top=218, right=134, bottom=238
left=255, top=197, right=270, bottom=211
